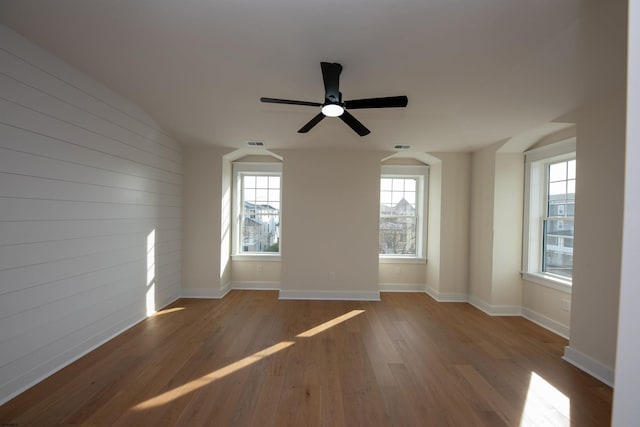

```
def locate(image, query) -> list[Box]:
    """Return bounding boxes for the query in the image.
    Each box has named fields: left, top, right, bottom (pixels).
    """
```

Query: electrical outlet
left=561, top=299, right=571, bottom=311
left=329, top=272, right=336, bottom=281
left=257, top=264, right=263, bottom=272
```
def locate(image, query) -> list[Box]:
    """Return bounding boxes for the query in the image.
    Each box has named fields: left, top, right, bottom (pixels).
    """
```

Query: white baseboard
left=379, top=282, right=425, bottom=292
left=425, top=285, right=469, bottom=302
left=468, top=295, right=522, bottom=316
left=181, top=284, right=231, bottom=299
left=230, top=281, right=280, bottom=291
left=521, top=307, right=570, bottom=339
left=279, top=290, right=381, bottom=301
left=563, top=346, right=614, bottom=387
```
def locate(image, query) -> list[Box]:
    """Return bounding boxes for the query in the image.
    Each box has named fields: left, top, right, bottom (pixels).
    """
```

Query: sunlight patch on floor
left=519, top=372, right=570, bottom=427
left=296, top=310, right=365, bottom=338
left=134, top=340, right=295, bottom=410
left=132, top=309, right=365, bottom=410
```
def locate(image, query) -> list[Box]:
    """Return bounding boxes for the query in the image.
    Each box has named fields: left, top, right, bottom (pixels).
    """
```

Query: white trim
left=524, top=137, right=576, bottom=162
left=379, top=282, right=426, bottom=292
left=521, top=307, right=570, bottom=339
left=468, top=295, right=522, bottom=316
left=379, top=257, right=427, bottom=264
left=181, top=285, right=231, bottom=299
left=230, top=281, right=280, bottom=291
left=232, top=162, right=283, bottom=172
left=278, top=290, right=381, bottom=301
left=522, top=272, right=572, bottom=294
left=381, top=165, right=429, bottom=175
left=0, top=295, right=181, bottom=406
left=425, top=285, right=469, bottom=302
left=563, top=346, right=615, bottom=387
left=231, top=254, right=281, bottom=262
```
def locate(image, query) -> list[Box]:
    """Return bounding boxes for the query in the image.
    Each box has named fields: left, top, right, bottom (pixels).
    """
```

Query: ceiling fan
left=260, top=62, right=408, bottom=137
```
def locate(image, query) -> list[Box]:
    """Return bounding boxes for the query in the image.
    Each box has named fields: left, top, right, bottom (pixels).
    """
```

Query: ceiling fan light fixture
left=321, top=103, right=344, bottom=117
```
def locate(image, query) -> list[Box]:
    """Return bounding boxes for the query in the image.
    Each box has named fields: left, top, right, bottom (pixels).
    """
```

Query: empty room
left=0, top=1, right=638, bottom=426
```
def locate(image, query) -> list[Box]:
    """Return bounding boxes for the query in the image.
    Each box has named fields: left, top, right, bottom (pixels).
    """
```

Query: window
left=379, top=165, right=428, bottom=260
left=543, top=159, right=575, bottom=278
left=523, top=138, right=576, bottom=288
left=232, top=163, right=282, bottom=256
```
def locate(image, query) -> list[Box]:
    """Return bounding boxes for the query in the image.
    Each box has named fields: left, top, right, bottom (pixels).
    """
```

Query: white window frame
left=379, top=165, right=429, bottom=263
left=522, top=138, right=576, bottom=292
left=232, top=162, right=282, bottom=260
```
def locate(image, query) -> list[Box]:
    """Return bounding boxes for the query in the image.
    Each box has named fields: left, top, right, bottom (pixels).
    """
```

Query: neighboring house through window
left=379, top=165, right=428, bottom=261
left=232, top=162, right=282, bottom=256
left=523, top=138, right=576, bottom=289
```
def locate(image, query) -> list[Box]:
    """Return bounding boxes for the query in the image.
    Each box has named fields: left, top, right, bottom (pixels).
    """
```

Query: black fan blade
left=298, top=113, right=326, bottom=133
left=340, top=111, right=370, bottom=136
left=344, top=96, right=408, bottom=110
left=320, top=62, right=342, bottom=104
left=260, top=97, right=322, bottom=107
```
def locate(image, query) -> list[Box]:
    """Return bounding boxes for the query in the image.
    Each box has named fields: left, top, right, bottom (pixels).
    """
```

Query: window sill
left=521, top=272, right=572, bottom=294
left=379, top=257, right=427, bottom=265
left=231, top=254, right=281, bottom=262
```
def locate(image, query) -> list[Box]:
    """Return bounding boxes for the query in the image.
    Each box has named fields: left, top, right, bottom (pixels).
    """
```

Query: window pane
left=256, top=176, right=269, bottom=188
left=567, top=179, right=576, bottom=195
left=268, top=176, right=280, bottom=188
left=241, top=214, right=280, bottom=253
left=549, top=162, right=567, bottom=182
left=256, top=189, right=268, bottom=202
left=543, top=219, right=573, bottom=278
left=244, top=188, right=256, bottom=202
left=379, top=216, right=417, bottom=255
left=380, top=191, right=392, bottom=205
left=404, top=179, right=416, bottom=192
left=380, top=174, right=423, bottom=256
left=549, top=181, right=566, bottom=196
left=391, top=192, right=403, bottom=205
left=244, top=175, right=255, bottom=188
left=238, top=172, right=281, bottom=254
left=404, top=192, right=416, bottom=206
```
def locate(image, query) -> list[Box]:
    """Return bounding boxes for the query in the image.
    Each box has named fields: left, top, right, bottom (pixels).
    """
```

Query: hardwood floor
left=0, top=291, right=612, bottom=426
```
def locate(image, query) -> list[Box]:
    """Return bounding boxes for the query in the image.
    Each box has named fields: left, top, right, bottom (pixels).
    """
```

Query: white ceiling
left=0, top=0, right=589, bottom=152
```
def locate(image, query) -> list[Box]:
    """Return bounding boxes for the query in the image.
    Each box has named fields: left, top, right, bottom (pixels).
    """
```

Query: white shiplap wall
left=0, top=26, right=182, bottom=404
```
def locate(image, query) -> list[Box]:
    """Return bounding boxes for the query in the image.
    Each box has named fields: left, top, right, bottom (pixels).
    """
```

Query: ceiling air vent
left=393, top=144, right=412, bottom=150
left=247, top=141, right=264, bottom=147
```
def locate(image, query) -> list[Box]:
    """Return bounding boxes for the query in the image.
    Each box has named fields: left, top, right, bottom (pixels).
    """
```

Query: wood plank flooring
left=0, top=291, right=612, bottom=426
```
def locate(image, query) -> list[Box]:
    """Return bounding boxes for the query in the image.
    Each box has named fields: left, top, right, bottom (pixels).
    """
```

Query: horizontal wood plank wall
left=0, top=25, right=182, bottom=404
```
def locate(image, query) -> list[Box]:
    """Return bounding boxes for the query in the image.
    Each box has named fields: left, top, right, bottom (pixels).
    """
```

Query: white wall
left=279, top=149, right=384, bottom=299
left=182, top=146, right=229, bottom=297
left=468, top=144, right=523, bottom=314
left=565, top=89, right=626, bottom=383
left=425, top=152, right=471, bottom=301
left=491, top=153, right=524, bottom=307
left=521, top=281, right=571, bottom=338
left=0, top=26, right=182, bottom=404
left=469, top=144, right=497, bottom=305
left=560, top=0, right=627, bottom=386
left=612, top=1, right=640, bottom=422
